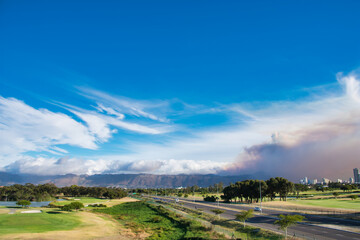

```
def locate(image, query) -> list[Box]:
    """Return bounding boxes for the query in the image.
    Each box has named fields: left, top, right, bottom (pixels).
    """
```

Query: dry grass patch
left=104, top=197, right=139, bottom=207
left=0, top=208, right=10, bottom=214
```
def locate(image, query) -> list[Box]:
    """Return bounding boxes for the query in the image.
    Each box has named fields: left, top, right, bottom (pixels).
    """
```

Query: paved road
left=188, top=198, right=360, bottom=229
left=150, top=196, right=360, bottom=240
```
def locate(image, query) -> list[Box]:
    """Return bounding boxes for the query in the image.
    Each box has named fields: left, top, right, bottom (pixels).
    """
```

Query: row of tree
left=221, top=177, right=294, bottom=203
left=0, top=183, right=127, bottom=201
left=131, top=182, right=224, bottom=196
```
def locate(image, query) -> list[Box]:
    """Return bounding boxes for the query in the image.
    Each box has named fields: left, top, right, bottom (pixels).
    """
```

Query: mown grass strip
left=0, top=211, right=81, bottom=235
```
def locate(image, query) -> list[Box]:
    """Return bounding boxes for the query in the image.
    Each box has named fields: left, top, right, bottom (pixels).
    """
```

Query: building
left=309, top=179, right=318, bottom=185
left=300, top=177, right=309, bottom=185
left=354, top=168, right=359, bottom=183
left=349, top=177, right=354, bottom=184
left=322, top=178, right=330, bottom=185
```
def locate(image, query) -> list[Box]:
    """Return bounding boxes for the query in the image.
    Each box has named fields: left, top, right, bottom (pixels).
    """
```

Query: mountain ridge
left=0, top=172, right=259, bottom=188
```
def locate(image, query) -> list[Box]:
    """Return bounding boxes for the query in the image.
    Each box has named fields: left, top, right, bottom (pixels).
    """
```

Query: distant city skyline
left=1, top=1, right=360, bottom=180
left=354, top=168, right=359, bottom=183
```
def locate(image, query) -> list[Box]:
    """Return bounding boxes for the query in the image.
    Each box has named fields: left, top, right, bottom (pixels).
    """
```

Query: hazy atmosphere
left=1, top=1, right=360, bottom=181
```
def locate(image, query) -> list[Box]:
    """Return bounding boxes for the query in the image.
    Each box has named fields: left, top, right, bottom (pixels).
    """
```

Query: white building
left=322, top=178, right=330, bottom=185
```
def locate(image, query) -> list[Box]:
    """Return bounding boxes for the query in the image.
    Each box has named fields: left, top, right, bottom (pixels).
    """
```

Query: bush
left=150, top=216, right=163, bottom=223
left=16, top=200, right=31, bottom=208
left=61, top=202, right=84, bottom=211
left=88, top=204, right=107, bottom=207
left=48, top=202, right=58, bottom=208
left=203, top=195, right=217, bottom=202
left=61, top=204, right=73, bottom=212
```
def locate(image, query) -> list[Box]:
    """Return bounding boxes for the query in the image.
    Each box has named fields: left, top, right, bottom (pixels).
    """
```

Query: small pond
left=0, top=199, right=65, bottom=207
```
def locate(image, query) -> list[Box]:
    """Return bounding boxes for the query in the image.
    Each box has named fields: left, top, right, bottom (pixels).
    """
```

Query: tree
left=61, top=204, right=73, bottom=212
left=69, top=201, right=84, bottom=211
left=333, top=192, right=340, bottom=199
left=294, top=184, right=308, bottom=197
left=211, top=209, right=225, bottom=219
left=204, top=195, right=217, bottom=202
left=274, top=214, right=305, bottom=239
left=350, top=195, right=358, bottom=200
left=16, top=200, right=31, bottom=208
left=235, top=209, right=254, bottom=228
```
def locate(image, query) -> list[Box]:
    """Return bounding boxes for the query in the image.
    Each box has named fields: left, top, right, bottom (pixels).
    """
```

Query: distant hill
left=0, top=172, right=257, bottom=188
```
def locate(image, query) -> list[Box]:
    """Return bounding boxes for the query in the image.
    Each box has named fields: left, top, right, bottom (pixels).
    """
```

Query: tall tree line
left=0, top=183, right=127, bottom=201
left=221, top=177, right=294, bottom=203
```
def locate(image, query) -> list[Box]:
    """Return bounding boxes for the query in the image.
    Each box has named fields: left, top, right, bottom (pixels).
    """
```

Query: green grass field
left=95, top=201, right=223, bottom=239
left=51, top=197, right=109, bottom=206
left=0, top=211, right=81, bottom=235
left=293, top=198, right=360, bottom=210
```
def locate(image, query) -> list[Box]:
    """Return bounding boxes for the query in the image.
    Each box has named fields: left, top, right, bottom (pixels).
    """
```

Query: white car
left=254, top=207, right=262, bottom=212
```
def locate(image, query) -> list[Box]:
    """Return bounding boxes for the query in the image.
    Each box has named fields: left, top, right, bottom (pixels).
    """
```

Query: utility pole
left=259, top=181, right=262, bottom=214
left=217, top=184, right=219, bottom=208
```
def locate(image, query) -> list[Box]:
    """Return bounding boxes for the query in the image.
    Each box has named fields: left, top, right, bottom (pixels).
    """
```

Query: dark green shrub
left=151, top=216, right=163, bottom=223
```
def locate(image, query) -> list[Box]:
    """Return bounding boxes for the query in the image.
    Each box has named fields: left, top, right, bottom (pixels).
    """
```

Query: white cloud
left=5, top=156, right=109, bottom=175
left=4, top=156, right=227, bottom=176
left=95, top=103, right=125, bottom=119
left=90, top=72, right=360, bottom=180
left=0, top=97, right=98, bottom=164
left=2, top=72, right=360, bottom=180
left=77, top=87, right=169, bottom=122
left=338, top=72, right=360, bottom=102
left=0, top=95, right=169, bottom=166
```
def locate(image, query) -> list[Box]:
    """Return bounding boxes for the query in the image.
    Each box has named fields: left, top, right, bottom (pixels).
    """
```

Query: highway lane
left=150, top=196, right=360, bottom=240
left=189, top=198, right=360, bottom=230
left=158, top=195, right=360, bottom=230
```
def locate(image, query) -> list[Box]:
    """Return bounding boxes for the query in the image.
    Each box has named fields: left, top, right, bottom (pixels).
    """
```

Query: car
left=254, top=207, right=262, bottom=212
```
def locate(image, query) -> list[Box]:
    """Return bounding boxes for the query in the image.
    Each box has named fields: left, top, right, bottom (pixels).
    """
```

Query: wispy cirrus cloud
left=0, top=97, right=98, bottom=159
left=77, top=87, right=170, bottom=122
left=0, top=92, right=172, bottom=165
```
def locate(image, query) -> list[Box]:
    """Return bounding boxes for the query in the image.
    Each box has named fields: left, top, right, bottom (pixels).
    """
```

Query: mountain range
left=0, top=172, right=258, bottom=188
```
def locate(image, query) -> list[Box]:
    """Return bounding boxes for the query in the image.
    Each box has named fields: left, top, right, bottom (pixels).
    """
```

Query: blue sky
left=1, top=1, right=360, bottom=180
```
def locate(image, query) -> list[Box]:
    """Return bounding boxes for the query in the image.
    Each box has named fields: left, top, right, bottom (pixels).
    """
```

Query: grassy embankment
left=0, top=209, right=81, bottom=235
left=94, top=201, right=226, bottom=239
left=160, top=201, right=283, bottom=240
